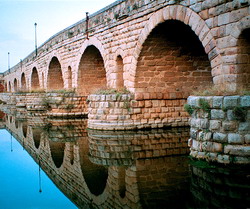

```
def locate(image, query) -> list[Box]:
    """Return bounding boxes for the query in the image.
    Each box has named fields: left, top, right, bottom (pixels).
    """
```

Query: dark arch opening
left=135, top=20, right=212, bottom=98
left=49, top=141, right=65, bottom=168
left=31, top=67, right=40, bottom=90
left=14, top=78, right=18, bottom=92
left=21, top=73, right=26, bottom=91
left=48, top=57, right=64, bottom=90
left=118, top=167, right=126, bottom=198
left=237, top=28, right=250, bottom=90
left=32, top=128, right=41, bottom=149
left=22, top=122, right=28, bottom=138
left=78, top=140, right=108, bottom=196
left=15, top=120, right=19, bottom=129
left=78, top=45, right=107, bottom=95
left=8, top=81, right=11, bottom=92
left=116, top=55, right=124, bottom=89
left=67, top=66, right=72, bottom=89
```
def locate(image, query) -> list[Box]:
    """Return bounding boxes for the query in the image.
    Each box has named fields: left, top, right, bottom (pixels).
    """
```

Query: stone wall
left=188, top=95, right=250, bottom=164
left=0, top=93, right=87, bottom=117
left=88, top=93, right=189, bottom=130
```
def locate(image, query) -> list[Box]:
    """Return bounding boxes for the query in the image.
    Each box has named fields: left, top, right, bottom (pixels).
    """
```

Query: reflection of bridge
left=2, top=109, right=250, bottom=208
left=3, top=111, right=192, bottom=208
left=2, top=1, right=250, bottom=94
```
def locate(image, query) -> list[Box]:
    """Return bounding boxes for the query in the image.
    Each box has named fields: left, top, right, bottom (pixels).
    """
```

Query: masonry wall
left=188, top=95, right=250, bottom=164
left=88, top=93, right=189, bottom=130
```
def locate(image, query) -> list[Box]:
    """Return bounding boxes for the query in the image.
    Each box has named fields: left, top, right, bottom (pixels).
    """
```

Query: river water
left=0, top=109, right=249, bottom=209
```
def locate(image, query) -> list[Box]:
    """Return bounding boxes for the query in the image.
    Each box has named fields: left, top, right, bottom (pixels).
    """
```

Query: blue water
left=0, top=129, right=77, bottom=209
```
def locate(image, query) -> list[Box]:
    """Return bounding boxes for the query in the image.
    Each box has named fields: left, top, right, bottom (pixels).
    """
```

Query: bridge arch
left=21, top=73, right=27, bottom=91
left=49, top=141, right=65, bottom=168
left=13, top=78, right=18, bottom=92
left=31, top=67, right=40, bottom=90
left=130, top=5, right=219, bottom=92
left=76, top=37, right=108, bottom=95
left=8, top=81, right=11, bottom=92
left=47, top=56, right=64, bottom=90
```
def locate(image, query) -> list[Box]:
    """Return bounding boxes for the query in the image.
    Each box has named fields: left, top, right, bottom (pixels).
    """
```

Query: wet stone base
left=188, top=95, right=250, bottom=164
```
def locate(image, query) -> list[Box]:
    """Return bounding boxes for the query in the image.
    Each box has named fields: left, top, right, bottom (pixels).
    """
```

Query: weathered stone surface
left=228, top=133, right=244, bottom=144
left=212, top=96, right=223, bottom=108
left=213, top=132, right=227, bottom=143
left=223, top=96, right=240, bottom=108
left=224, top=145, right=250, bottom=156
left=211, top=109, right=225, bottom=119
left=240, top=96, right=250, bottom=107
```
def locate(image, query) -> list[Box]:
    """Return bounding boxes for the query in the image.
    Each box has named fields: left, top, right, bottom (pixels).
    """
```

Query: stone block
left=239, top=122, right=250, bottom=132
left=240, top=96, right=250, bottom=107
left=223, top=96, right=240, bottom=108
left=217, top=154, right=230, bottom=164
left=222, top=121, right=237, bottom=131
left=209, top=120, right=221, bottom=130
left=228, top=133, right=244, bottom=144
left=187, top=96, right=199, bottom=107
left=211, top=109, right=225, bottom=119
left=213, top=132, right=227, bottom=143
left=212, top=96, right=223, bottom=108
left=245, top=134, right=250, bottom=144
left=224, top=145, right=250, bottom=156
left=202, top=141, right=223, bottom=152
left=227, top=110, right=235, bottom=121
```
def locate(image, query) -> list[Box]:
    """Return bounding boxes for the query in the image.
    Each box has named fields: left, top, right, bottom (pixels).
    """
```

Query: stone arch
left=130, top=5, right=220, bottom=91
left=76, top=37, right=108, bottom=95
left=134, top=19, right=213, bottom=97
left=21, top=73, right=27, bottom=91
left=78, top=139, right=108, bottom=196
left=31, top=67, right=40, bottom=90
left=49, top=141, right=65, bottom=168
left=67, top=66, right=72, bottom=89
left=32, top=128, right=42, bottom=149
left=236, top=27, right=250, bottom=90
left=13, top=78, right=18, bottom=92
left=8, top=81, right=11, bottom=92
left=47, top=56, right=64, bottom=90
left=77, top=45, right=107, bottom=95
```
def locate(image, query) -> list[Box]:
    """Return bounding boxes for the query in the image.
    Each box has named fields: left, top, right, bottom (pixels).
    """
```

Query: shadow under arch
left=31, top=67, right=40, bottom=90
left=13, top=78, right=18, bottom=92
left=78, top=139, right=108, bottom=196
left=47, top=56, right=64, bottom=90
left=77, top=45, right=107, bottom=95
left=22, top=121, right=28, bottom=138
left=49, top=141, right=65, bottom=168
left=135, top=19, right=212, bottom=97
left=32, top=127, right=42, bottom=149
left=236, top=28, right=250, bottom=90
left=21, top=73, right=27, bottom=91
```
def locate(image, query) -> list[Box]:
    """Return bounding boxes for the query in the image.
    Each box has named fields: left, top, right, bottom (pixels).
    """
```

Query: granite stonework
left=88, top=93, right=189, bottom=130
left=188, top=95, right=250, bottom=164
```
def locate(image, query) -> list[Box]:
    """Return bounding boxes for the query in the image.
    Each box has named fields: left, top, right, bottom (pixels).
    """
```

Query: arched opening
left=49, top=141, right=65, bottom=168
left=8, top=81, right=11, bottom=92
left=14, top=78, right=18, bottom=92
left=31, top=67, right=40, bottom=90
left=237, top=28, right=250, bottom=90
left=78, top=45, right=107, bottom=95
left=78, top=139, right=108, bottom=196
left=15, top=120, right=19, bottom=129
left=41, top=72, right=44, bottom=89
left=32, top=128, right=41, bottom=149
left=67, top=66, right=72, bottom=89
left=118, top=167, right=126, bottom=198
left=116, top=55, right=124, bottom=89
left=135, top=20, right=212, bottom=97
left=21, top=73, right=26, bottom=91
left=0, top=83, right=4, bottom=93
left=22, top=122, right=28, bottom=138
left=47, top=57, right=64, bottom=90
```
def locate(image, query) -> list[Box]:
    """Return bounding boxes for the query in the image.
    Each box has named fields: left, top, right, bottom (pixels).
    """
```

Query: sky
left=0, top=0, right=116, bottom=73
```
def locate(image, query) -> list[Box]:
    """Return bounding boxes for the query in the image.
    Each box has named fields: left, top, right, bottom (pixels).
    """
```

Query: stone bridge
left=2, top=0, right=250, bottom=94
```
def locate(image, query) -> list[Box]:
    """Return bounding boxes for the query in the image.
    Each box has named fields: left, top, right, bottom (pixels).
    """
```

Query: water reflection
left=0, top=109, right=249, bottom=209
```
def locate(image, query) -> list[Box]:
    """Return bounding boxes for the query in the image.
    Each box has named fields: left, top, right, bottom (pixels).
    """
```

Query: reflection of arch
left=47, top=57, right=64, bottom=90
left=130, top=5, right=219, bottom=91
left=15, top=120, right=18, bottom=129
left=77, top=45, right=107, bottom=95
left=14, top=78, right=18, bottom=92
left=49, top=141, right=65, bottom=168
left=32, top=128, right=42, bottom=149
left=135, top=20, right=212, bottom=97
left=236, top=28, right=250, bottom=90
left=31, top=67, right=40, bottom=90
left=78, top=140, right=108, bottom=196
left=21, top=73, right=26, bottom=91
left=22, top=122, right=28, bottom=138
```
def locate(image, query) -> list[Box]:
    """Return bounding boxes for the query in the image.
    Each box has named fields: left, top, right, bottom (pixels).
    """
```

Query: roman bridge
left=2, top=0, right=250, bottom=94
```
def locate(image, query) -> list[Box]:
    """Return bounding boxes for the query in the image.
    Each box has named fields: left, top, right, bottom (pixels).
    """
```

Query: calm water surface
left=0, top=110, right=249, bottom=209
